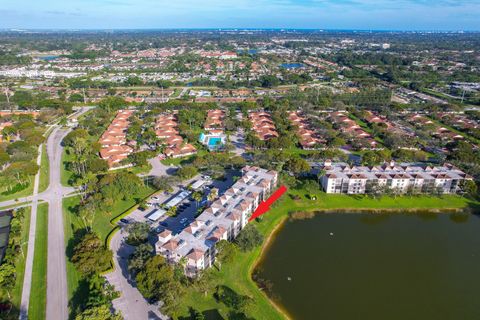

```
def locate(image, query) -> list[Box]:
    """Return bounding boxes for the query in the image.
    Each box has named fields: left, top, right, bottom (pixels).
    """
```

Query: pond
left=255, top=212, right=480, bottom=320
left=280, top=63, right=305, bottom=69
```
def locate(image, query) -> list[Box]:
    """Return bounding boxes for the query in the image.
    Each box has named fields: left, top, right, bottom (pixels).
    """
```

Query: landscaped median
left=29, top=203, right=49, bottom=320
left=174, top=189, right=479, bottom=319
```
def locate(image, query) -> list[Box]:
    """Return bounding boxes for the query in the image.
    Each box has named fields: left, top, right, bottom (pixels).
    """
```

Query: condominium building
left=320, top=160, right=472, bottom=195
left=156, top=166, right=278, bottom=277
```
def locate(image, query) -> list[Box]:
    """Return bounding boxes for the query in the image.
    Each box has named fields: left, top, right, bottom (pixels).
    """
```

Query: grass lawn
left=161, top=150, right=209, bottom=166
left=38, top=144, right=50, bottom=193
left=0, top=184, right=34, bottom=203
left=9, top=207, right=32, bottom=310
left=28, top=203, right=48, bottom=320
left=62, top=185, right=156, bottom=313
left=113, top=163, right=152, bottom=176
left=175, top=188, right=478, bottom=319
left=61, top=150, right=75, bottom=187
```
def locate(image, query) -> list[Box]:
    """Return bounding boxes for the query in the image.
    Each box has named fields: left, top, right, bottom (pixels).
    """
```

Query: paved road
left=230, top=128, right=246, bottom=156
left=45, top=127, right=71, bottom=320
left=105, top=230, right=167, bottom=320
left=147, top=157, right=172, bottom=177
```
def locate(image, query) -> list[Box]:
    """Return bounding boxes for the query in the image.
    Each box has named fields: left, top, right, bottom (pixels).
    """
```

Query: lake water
left=280, top=63, right=305, bottom=69
left=255, top=212, right=480, bottom=320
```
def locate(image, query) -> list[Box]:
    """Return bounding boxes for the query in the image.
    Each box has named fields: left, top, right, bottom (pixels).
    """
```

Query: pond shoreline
left=251, top=214, right=292, bottom=320
left=251, top=205, right=476, bottom=319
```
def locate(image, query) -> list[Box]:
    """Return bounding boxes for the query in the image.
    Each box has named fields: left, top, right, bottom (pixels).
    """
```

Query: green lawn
left=62, top=196, right=84, bottom=310
left=61, top=149, right=75, bottom=187
left=0, top=183, right=34, bottom=203
left=28, top=203, right=49, bottom=320
left=161, top=149, right=209, bottom=166
left=114, top=163, right=152, bottom=176
left=38, top=144, right=50, bottom=193
left=176, top=188, right=478, bottom=319
left=10, top=207, right=32, bottom=309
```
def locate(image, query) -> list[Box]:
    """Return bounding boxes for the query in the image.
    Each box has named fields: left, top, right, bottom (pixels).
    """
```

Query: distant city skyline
left=1, top=0, right=479, bottom=31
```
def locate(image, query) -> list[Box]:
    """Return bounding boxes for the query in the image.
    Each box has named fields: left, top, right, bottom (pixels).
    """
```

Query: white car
left=180, top=217, right=187, bottom=224
left=146, top=202, right=154, bottom=207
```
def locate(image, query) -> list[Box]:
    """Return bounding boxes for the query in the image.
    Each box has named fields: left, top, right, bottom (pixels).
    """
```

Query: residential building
left=320, top=160, right=472, bottom=195
left=156, top=112, right=197, bottom=158
left=204, top=109, right=225, bottom=131
left=99, top=109, right=135, bottom=167
left=330, top=111, right=377, bottom=149
left=288, top=111, right=325, bottom=149
left=248, top=111, right=278, bottom=141
left=156, top=166, right=278, bottom=277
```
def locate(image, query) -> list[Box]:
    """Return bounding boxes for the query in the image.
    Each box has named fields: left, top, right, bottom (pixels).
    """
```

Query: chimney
left=389, top=160, right=395, bottom=168
left=324, top=159, right=332, bottom=167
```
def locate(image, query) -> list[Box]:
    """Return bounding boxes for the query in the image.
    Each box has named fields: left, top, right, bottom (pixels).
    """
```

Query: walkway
left=18, top=144, right=42, bottom=319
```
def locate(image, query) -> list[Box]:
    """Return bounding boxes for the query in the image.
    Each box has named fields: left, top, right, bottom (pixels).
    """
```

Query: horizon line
left=1, top=27, right=479, bottom=33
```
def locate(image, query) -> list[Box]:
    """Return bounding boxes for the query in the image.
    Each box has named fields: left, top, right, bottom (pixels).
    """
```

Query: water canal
left=255, top=212, right=480, bottom=320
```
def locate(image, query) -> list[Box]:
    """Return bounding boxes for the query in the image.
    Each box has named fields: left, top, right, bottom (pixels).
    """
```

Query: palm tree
left=207, top=188, right=218, bottom=203
left=192, top=191, right=202, bottom=208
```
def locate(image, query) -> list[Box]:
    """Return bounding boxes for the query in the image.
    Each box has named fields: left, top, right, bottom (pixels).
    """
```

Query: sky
left=0, top=0, right=479, bottom=31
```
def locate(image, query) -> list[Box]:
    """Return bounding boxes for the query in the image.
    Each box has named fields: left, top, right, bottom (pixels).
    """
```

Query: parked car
left=160, top=222, right=168, bottom=227
left=155, top=226, right=163, bottom=233
left=151, top=196, right=160, bottom=201
left=120, top=218, right=129, bottom=224
left=180, top=217, right=187, bottom=224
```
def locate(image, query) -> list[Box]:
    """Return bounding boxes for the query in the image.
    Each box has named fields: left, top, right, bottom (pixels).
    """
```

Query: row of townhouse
left=407, top=114, right=464, bottom=142
left=155, top=112, right=197, bottom=158
left=363, top=111, right=414, bottom=138
left=320, top=160, right=473, bottom=195
left=288, top=111, right=326, bottom=149
left=99, top=109, right=135, bottom=167
left=329, top=111, right=378, bottom=149
left=436, top=112, right=479, bottom=131
left=248, top=111, right=279, bottom=141
left=156, top=166, right=278, bottom=277
left=204, top=109, right=226, bottom=131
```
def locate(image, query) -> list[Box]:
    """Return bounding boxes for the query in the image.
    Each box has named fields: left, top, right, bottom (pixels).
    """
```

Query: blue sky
left=1, top=0, right=479, bottom=30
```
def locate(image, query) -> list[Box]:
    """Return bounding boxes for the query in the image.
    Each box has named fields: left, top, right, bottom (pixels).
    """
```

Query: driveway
left=230, top=128, right=246, bottom=156
left=105, top=229, right=167, bottom=320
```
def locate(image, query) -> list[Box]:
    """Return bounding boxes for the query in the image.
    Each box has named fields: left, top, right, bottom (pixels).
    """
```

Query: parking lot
left=119, top=170, right=237, bottom=235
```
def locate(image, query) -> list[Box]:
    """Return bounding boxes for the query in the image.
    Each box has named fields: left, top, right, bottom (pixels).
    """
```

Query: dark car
left=120, top=218, right=129, bottom=224
left=155, top=226, right=163, bottom=233
left=160, top=222, right=168, bottom=227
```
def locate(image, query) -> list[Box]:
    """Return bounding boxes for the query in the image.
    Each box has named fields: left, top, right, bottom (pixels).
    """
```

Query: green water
left=256, top=212, right=480, bottom=320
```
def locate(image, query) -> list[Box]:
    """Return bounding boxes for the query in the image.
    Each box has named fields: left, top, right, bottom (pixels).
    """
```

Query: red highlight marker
left=249, top=185, right=288, bottom=221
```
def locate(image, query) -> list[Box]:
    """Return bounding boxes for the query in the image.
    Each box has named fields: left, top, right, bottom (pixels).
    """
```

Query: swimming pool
left=208, top=137, right=222, bottom=146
